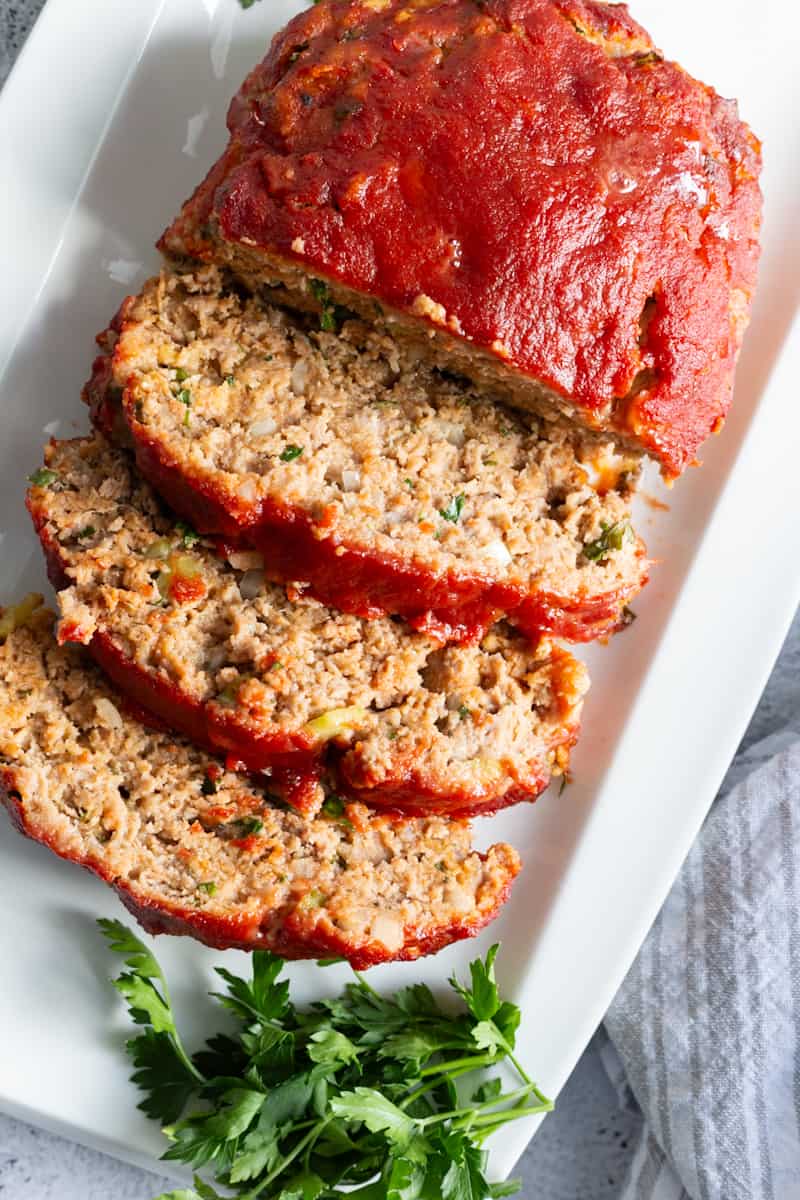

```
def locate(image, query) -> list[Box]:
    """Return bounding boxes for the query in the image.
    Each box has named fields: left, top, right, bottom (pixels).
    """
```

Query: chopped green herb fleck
left=197, top=881, right=217, bottom=896
left=309, top=278, right=343, bottom=332
left=216, top=681, right=241, bottom=707
left=582, top=521, right=632, bottom=562
left=176, top=388, right=192, bottom=427
left=303, top=888, right=326, bottom=908
left=175, top=522, right=200, bottom=549
left=235, top=816, right=263, bottom=837
left=224, top=375, right=235, bottom=386
left=77, top=526, right=96, bottom=540
left=27, top=468, right=59, bottom=488
left=309, top=278, right=332, bottom=306
left=404, top=478, right=415, bottom=491
left=321, top=795, right=351, bottom=829
left=440, top=494, right=466, bottom=523
left=387, top=727, right=398, bottom=741
left=201, top=775, right=218, bottom=797
left=458, top=704, right=471, bottom=721
left=174, top=367, right=189, bottom=382
left=268, top=660, right=283, bottom=672
left=279, top=444, right=304, bottom=462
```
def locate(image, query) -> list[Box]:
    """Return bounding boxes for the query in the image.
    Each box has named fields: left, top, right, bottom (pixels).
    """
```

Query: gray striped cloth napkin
left=602, top=731, right=800, bottom=1200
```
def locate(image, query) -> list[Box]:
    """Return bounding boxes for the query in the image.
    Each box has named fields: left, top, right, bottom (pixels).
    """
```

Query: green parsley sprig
left=99, top=921, right=551, bottom=1200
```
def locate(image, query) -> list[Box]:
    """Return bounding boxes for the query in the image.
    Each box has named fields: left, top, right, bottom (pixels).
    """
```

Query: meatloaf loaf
left=0, top=599, right=519, bottom=967
left=159, top=0, right=762, bottom=478
left=86, top=265, right=646, bottom=644
left=27, top=435, right=588, bottom=818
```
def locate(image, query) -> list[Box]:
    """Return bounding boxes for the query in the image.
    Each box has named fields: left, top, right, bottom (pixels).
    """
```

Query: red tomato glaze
left=162, top=0, right=762, bottom=478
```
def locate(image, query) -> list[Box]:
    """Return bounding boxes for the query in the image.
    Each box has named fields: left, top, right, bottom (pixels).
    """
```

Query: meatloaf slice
left=0, top=600, right=519, bottom=968
left=86, top=265, right=647, bottom=645
left=27, top=435, right=588, bottom=819
left=159, top=0, right=761, bottom=479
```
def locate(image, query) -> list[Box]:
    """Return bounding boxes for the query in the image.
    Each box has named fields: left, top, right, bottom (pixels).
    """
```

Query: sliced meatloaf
left=27, top=435, right=588, bottom=819
left=86, top=265, right=647, bottom=644
left=0, top=599, right=519, bottom=968
left=159, top=0, right=761, bottom=479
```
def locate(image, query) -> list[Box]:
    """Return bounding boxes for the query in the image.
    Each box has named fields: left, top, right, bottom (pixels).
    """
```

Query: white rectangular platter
left=1, top=0, right=799, bottom=1184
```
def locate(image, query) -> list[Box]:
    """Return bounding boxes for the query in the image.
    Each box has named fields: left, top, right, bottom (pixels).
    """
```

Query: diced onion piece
left=236, top=478, right=258, bottom=502
left=239, top=569, right=265, bottom=600
left=434, top=419, right=465, bottom=447
left=341, top=469, right=362, bottom=492
left=249, top=417, right=277, bottom=438
left=475, top=755, right=504, bottom=784
left=0, top=594, right=44, bottom=642
left=385, top=511, right=404, bottom=527
left=142, top=537, right=173, bottom=559
left=290, top=359, right=309, bottom=394
left=94, top=696, right=122, bottom=729
left=304, top=706, right=368, bottom=742
left=483, top=538, right=512, bottom=567
left=370, top=913, right=404, bottom=952
left=227, top=550, right=265, bottom=572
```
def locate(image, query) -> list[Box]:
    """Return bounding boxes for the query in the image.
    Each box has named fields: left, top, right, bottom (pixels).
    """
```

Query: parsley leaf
left=280, top=444, right=304, bottom=462
left=127, top=1028, right=197, bottom=1123
left=100, top=925, right=552, bottom=1200
left=214, top=951, right=292, bottom=1024
left=331, top=1088, right=414, bottom=1144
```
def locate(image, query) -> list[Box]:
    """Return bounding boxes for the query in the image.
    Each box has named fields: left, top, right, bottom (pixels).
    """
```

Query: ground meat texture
left=27, top=435, right=589, bottom=818
left=159, top=0, right=761, bottom=480
left=0, top=607, right=520, bottom=968
left=85, top=266, right=647, bottom=645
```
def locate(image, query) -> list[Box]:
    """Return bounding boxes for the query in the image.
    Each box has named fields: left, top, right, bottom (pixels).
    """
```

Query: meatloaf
left=86, top=265, right=647, bottom=644
left=0, top=599, right=519, bottom=968
left=159, top=0, right=762, bottom=479
left=27, top=435, right=588, bottom=818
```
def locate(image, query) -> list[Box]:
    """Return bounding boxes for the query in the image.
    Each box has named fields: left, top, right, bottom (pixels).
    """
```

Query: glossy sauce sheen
left=165, top=0, right=761, bottom=477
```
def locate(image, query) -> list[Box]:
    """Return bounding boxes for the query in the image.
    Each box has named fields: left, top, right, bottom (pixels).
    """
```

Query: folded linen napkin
left=604, top=730, right=800, bottom=1200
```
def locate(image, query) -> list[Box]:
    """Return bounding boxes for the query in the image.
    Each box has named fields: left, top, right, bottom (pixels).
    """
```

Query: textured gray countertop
left=0, top=4, right=797, bottom=1198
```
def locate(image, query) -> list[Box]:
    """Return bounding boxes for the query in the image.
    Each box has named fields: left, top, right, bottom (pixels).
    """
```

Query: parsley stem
left=418, top=1051, right=502, bottom=1078
left=152, top=978, right=204, bottom=1086
left=244, top=1117, right=331, bottom=1196
left=351, top=971, right=382, bottom=1000
left=465, top=1098, right=554, bottom=1139
left=400, top=1052, right=504, bottom=1110
left=416, top=1082, right=539, bottom=1128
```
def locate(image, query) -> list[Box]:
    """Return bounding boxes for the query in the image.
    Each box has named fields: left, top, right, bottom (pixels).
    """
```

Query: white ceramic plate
left=1, top=0, right=799, bottom=1185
